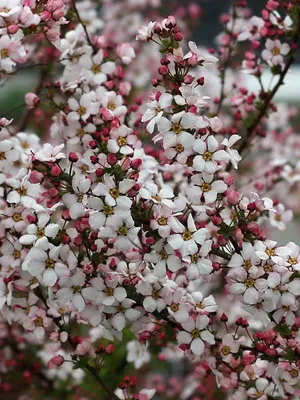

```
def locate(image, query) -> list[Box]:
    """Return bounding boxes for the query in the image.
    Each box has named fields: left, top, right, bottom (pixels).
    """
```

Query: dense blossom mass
left=0, top=0, right=300, bottom=399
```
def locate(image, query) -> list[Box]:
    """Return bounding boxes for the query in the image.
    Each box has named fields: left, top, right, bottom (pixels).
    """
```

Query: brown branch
left=72, top=1, right=95, bottom=50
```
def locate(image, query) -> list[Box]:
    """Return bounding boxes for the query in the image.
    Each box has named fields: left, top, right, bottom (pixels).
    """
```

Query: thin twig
left=226, top=11, right=300, bottom=173
left=73, top=1, right=95, bottom=50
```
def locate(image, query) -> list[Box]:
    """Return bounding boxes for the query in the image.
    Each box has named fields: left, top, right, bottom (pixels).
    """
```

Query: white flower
left=167, top=214, right=208, bottom=256
left=177, top=315, right=215, bottom=356
left=221, top=135, right=242, bottom=169
left=136, top=21, right=156, bottom=41
left=25, top=245, right=69, bottom=287
left=57, top=272, right=97, bottom=312
left=192, top=136, right=230, bottom=174
left=67, top=93, right=99, bottom=123
left=158, top=111, right=197, bottom=149
left=139, top=181, right=174, bottom=209
left=19, top=213, right=60, bottom=246
left=183, top=240, right=213, bottom=279
left=126, top=340, right=150, bottom=369
left=229, top=243, right=260, bottom=271
left=80, top=49, right=115, bottom=85
left=137, top=281, right=166, bottom=313
left=92, top=276, right=127, bottom=307
left=0, top=278, right=12, bottom=309
left=184, top=41, right=218, bottom=64
left=107, top=125, right=137, bottom=155
left=6, top=176, right=41, bottom=210
left=262, top=39, right=290, bottom=67
left=186, top=173, right=227, bottom=204
left=227, top=267, right=267, bottom=305
left=99, top=217, right=140, bottom=251
left=109, top=299, right=141, bottom=331
left=238, top=16, right=264, bottom=41
left=0, top=139, right=19, bottom=172
left=141, top=93, right=173, bottom=134
left=187, top=292, right=218, bottom=314
left=93, top=175, right=135, bottom=208
left=269, top=203, right=293, bottom=231
left=62, top=176, right=91, bottom=219
left=219, top=334, right=240, bottom=363
left=34, top=143, right=65, bottom=162
left=247, top=378, right=274, bottom=400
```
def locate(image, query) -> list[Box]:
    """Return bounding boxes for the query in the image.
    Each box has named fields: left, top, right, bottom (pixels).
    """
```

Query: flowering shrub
left=1, top=0, right=300, bottom=399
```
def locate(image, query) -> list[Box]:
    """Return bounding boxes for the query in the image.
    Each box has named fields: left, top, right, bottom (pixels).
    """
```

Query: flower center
left=152, top=194, right=161, bottom=202
left=157, top=217, right=168, bottom=226
left=243, top=259, right=252, bottom=270
left=265, top=248, right=275, bottom=257
left=72, top=285, right=82, bottom=293
left=175, top=144, right=184, bottom=153
left=160, top=251, right=168, bottom=260
left=12, top=213, right=22, bottom=222
left=264, top=263, right=273, bottom=273
left=244, top=278, right=255, bottom=288
left=191, top=254, right=199, bottom=263
left=290, top=369, right=298, bottom=377
left=91, top=64, right=101, bottom=74
left=201, top=183, right=211, bottom=192
left=0, top=151, right=6, bottom=160
left=77, top=106, right=86, bottom=116
left=182, top=230, right=193, bottom=241
left=45, top=258, right=55, bottom=269
left=77, top=128, right=85, bottom=138
left=172, top=123, right=182, bottom=134
left=104, top=287, right=114, bottom=296
left=117, top=304, right=126, bottom=312
left=203, top=151, right=212, bottom=161
left=13, top=250, right=21, bottom=259
left=0, top=48, right=9, bottom=58
left=17, top=187, right=27, bottom=196
left=35, top=317, right=44, bottom=326
left=103, top=205, right=114, bottom=216
left=107, top=102, right=116, bottom=111
left=118, top=226, right=128, bottom=236
left=288, top=257, right=297, bottom=265
left=109, top=188, right=120, bottom=198
left=221, top=346, right=231, bottom=356
left=191, top=328, right=201, bottom=338
left=170, top=303, right=179, bottom=312
left=117, top=137, right=127, bottom=147
left=152, top=289, right=160, bottom=299
left=272, top=47, right=280, bottom=56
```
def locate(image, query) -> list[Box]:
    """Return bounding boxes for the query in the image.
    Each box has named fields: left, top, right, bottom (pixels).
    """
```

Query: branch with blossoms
left=1, top=1, right=300, bottom=399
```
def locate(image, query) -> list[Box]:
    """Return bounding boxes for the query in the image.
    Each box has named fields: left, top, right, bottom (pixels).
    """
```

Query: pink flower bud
left=227, top=190, right=240, bottom=205
left=7, top=25, right=19, bottom=34
left=25, top=93, right=40, bottom=109
left=50, top=165, right=61, bottom=176
left=47, top=355, right=64, bottom=369
left=131, top=158, right=142, bottom=169
left=187, top=53, right=198, bottom=67
left=224, top=174, right=235, bottom=186
left=69, top=152, right=79, bottom=162
left=107, top=153, right=117, bottom=165
left=40, top=11, right=51, bottom=21
left=266, top=1, right=279, bottom=11
left=52, top=9, right=64, bottom=20
left=106, top=344, right=115, bottom=354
